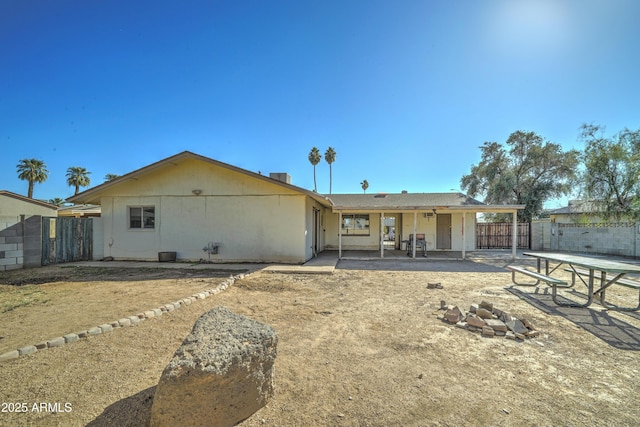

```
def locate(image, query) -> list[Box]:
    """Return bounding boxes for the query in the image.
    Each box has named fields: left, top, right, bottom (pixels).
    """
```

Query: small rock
left=526, top=330, right=540, bottom=338
left=466, top=315, right=486, bottom=328
left=485, top=319, right=508, bottom=332
left=505, top=319, right=528, bottom=335
left=476, top=308, right=493, bottom=319
left=18, top=345, right=37, bottom=356
left=87, top=327, right=102, bottom=336
left=455, top=321, right=468, bottom=329
left=482, top=326, right=495, bottom=337
left=0, top=350, right=19, bottom=361
left=479, top=300, right=493, bottom=311
left=99, top=324, right=113, bottom=333
left=35, top=341, right=48, bottom=349
left=444, top=306, right=463, bottom=324
left=47, top=337, right=65, bottom=348
left=505, top=331, right=516, bottom=340
left=64, top=333, right=79, bottom=343
left=469, top=303, right=479, bottom=313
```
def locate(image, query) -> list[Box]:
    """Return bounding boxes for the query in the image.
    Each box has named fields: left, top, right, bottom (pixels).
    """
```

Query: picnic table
left=507, top=251, right=640, bottom=311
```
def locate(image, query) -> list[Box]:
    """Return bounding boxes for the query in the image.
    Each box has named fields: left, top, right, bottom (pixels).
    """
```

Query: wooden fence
left=476, top=222, right=530, bottom=249
left=42, top=217, right=93, bottom=265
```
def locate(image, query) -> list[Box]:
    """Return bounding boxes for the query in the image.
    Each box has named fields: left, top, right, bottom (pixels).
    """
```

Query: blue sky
left=2, top=0, right=638, bottom=208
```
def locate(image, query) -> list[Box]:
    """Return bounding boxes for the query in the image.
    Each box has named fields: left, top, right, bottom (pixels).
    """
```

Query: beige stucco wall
left=98, top=158, right=316, bottom=263
left=400, top=212, right=476, bottom=251
left=324, top=212, right=383, bottom=250
left=0, top=195, right=58, bottom=227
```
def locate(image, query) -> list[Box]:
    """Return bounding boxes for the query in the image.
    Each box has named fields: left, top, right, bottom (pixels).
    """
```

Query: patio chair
left=407, top=233, right=427, bottom=257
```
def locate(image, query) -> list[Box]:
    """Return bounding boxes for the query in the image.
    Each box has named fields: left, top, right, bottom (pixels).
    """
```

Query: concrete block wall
left=549, top=223, right=639, bottom=258
left=0, top=221, right=24, bottom=271
left=23, top=216, right=42, bottom=268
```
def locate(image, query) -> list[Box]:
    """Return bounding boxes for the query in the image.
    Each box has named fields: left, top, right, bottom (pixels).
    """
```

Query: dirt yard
left=1, top=257, right=639, bottom=426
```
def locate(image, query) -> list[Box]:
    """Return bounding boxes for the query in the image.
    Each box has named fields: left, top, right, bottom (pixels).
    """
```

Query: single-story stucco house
left=68, top=151, right=524, bottom=263
left=0, top=190, right=59, bottom=227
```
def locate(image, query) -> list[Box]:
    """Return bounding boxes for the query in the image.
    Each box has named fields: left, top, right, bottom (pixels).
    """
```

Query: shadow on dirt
left=336, top=258, right=509, bottom=273
left=86, top=386, right=155, bottom=427
left=508, top=286, right=640, bottom=351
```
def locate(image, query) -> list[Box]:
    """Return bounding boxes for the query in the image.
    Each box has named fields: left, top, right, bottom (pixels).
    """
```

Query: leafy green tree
left=461, top=131, right=579, bottom=222
left=16, top=158, right=49, bottom=198
left=104, top=173, right=120, bottom=182
left=324, top=147, right=336, bottom=194
left=308, top=147, right=321, bottom=192
left=66, top=166, right=91, bottom=195
left=578, top=124, right=640, bottom=221
left=48, top=198, right=66, bottom=206
left=361, top=179, right=369, bottom=193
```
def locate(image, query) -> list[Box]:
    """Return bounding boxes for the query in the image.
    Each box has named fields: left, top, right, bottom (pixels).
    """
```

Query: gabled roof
left=0, top=190, right=59, bottom=210
left=67, top=151, right=333, bottom=207
left=548, top=199, right=610, bottom=215
left=326, top=192, right=523, bottom=212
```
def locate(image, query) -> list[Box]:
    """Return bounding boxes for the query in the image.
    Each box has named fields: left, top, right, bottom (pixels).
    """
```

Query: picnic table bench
left=506, top=265, right=569, bottom=287
left=507, top=252, right=640, bottom=311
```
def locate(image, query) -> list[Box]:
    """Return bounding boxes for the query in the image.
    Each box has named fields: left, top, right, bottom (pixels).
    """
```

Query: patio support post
left=462, top=211, right=466, bottom=260
left=412, top=211, right=417, bottom=258
left=380, top=212, right=384, bottom=258
left=512, top=209, right=517, bottom=260
left=338, top=211, right=343, bottom=259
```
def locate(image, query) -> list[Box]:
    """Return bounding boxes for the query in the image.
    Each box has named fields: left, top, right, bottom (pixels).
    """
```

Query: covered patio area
left=325, top=192, right=524, bottom=261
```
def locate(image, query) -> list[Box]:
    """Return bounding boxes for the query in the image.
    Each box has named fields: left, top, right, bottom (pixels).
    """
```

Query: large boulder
left=150, top=307, right=278, bottom=427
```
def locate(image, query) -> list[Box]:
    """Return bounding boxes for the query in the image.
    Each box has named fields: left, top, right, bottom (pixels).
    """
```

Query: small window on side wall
left=129, top=206, right=155, bottom=229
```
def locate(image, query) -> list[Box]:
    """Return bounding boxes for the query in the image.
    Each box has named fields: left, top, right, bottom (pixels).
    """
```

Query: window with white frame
left=341, top=214, right=370, bottom=236
left=129, top=206, right=155, bottom=229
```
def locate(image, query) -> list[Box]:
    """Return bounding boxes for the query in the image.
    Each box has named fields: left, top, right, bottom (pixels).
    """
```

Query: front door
left=437, top=214, right=451, bottom=249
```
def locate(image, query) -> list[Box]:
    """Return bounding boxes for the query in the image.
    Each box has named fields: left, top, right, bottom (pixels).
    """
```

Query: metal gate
left=476, top=222, right=530, bottom=249
left=42, top=217, right=93, bottom=265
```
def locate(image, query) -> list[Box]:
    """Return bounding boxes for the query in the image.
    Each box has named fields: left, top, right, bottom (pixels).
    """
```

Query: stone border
left=0, top=272, right=249, bottom=362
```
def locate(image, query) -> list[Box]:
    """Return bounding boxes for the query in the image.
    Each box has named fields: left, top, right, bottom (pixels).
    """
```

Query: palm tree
left=324, top=147, right=336, bottom=194
left=66, top=166, right=91, bottom=195
left=48, top=198, right=66, bottom=207
left=104, top=173, right=120, bottom=182
left=361, top=179, right=369, bottom=194
left=308, top=147, right=321, bottom=192
left=16, top=159, right=49, bottom=198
